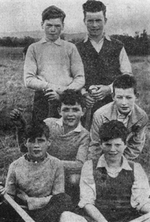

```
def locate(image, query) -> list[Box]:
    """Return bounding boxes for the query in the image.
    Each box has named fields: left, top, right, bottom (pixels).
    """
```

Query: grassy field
left=0, top=47, right=150, bottom=183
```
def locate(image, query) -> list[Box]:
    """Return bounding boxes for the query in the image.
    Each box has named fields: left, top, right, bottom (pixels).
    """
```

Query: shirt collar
left=96, top=154, right=132, bottom=171
left=84, top=34, right=111, bottom=43
left=117, top=109, right=132, bottom=119
left=56, top=117, right=82, bottom=132
left=39, top=37, right=62, bottom=46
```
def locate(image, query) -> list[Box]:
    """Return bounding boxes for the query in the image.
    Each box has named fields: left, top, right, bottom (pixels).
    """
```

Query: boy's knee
left=60, top=211, right=87, bottom=222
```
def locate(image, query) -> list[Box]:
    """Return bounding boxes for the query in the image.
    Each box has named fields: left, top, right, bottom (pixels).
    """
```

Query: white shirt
left=79, top=155, right=150, bottom=212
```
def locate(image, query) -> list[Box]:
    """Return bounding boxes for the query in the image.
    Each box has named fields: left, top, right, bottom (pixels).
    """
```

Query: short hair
left=25, top=122, right=49, bottom=140
left=82, top=0, right=106, bottom=18
left=42, top=5, right=66, bottom=22
left=99, top=120, right=128, bottom=144
left=59, top=89, right=85, bottom=108
left=113, top=74, right=137, bottom=95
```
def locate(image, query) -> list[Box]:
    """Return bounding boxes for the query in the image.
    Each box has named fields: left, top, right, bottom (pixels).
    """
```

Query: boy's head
left=99, top=120, right=128, bottom=162
left=112, top=75, right=137, bottom=115
left=41, top=6, right=66, bottom=42
left=25, top=122, right=50, bottom=161
left=58, top=90, right=86, bottom=129
left=42, top=5, right=66, bottom=23
left=83, top=0, right=106, bottom=19
left=82, top=0, right=107, bottom=39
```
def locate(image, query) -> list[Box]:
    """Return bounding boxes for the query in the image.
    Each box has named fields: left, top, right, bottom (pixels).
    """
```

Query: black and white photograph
left=0, top=0, right=150, bottom=221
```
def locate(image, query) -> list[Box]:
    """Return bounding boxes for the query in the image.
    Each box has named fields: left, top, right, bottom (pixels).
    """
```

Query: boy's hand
left=45, top=89, right=60, bottom=101
left=10, top=108, right=25, bottom=128
left=91, top=85, right=111, bottom=101
left=85, top=94, right=95, bottom=108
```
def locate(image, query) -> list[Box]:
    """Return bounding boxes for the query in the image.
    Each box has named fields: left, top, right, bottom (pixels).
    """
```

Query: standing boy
left=0, top=122, right=73, bottom=222
left=76, top=0, right=132, bottom=114
left=89, top=74, right=148, bottom=160
left=24, top=5, right=85, bottom=123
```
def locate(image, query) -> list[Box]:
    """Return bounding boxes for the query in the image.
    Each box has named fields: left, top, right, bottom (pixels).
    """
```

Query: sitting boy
left=60, top=120, right=150, bottom=222
left=89, top=74, right=148, bottom=160
left=10, top=90, right=90, bottom=203
left=0, top=122, right=73, bottom=222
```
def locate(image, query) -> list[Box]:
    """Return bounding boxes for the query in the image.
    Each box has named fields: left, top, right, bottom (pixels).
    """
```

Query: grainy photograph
left=0, top=0, right=150, bottom=221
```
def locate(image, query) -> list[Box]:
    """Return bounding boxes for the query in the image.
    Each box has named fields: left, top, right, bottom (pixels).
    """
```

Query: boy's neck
left=105, top=158, right=122, bottom=169
left=63, top=124, right=78, bottom=134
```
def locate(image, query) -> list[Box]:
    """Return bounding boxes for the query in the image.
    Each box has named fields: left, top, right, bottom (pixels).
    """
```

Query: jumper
left=44, top=118, right=90, bottom=172
left=24, top=38, right=85, bottom=92
left=5, top=153, right=64, bottom=210
left=76, top=36, right=132, bottom=112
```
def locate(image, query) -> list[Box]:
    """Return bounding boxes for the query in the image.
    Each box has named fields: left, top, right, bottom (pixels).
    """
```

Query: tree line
left=0, top=30, right=149, bottom=56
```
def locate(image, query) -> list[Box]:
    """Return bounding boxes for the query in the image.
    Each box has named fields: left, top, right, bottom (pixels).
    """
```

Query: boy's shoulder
left=47, top=153, right=63, bottom=167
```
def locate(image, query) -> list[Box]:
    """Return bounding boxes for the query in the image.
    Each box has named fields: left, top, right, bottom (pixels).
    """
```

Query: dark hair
left=42, top=5, right=66, bottom=22
left=83, top=0, right=106, bottom=19
left=99, top=120, right=128, bottom=143
left=113, top=74, right=137, bottom=95
left=25, top=122, right=49, bottom=140
left=59, top=89, right=85, bottom=108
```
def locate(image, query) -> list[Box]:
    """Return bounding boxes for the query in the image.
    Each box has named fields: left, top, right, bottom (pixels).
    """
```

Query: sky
left=0, top=0, right=150, bottom=36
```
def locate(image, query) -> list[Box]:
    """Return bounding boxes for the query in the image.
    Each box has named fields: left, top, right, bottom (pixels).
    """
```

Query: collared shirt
left=79, top=155, right=150, bottom=212
left=117, top=110, right=132, bottom=127
left=84, top=35, right=132, bottom=75
left=24, top=37, right=85, bottom=92
left=55, top=117, right=83, bottom=134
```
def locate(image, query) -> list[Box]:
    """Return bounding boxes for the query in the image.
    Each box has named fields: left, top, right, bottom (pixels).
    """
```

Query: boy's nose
left=122, top=97, right=127, bottom=105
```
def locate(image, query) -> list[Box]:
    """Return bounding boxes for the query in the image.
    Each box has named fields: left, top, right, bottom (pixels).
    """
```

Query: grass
left=0, top=47, right=150, bottom=182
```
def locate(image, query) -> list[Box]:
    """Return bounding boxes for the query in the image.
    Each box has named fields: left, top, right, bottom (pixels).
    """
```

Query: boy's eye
left=72, top=108, right=80, bottom=112
left=62, top=108, right=70, bottom=112
left=28, top=138, right=35, bottom=143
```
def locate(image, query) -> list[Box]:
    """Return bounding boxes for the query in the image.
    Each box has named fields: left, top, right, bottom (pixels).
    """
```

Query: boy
left=76, top=0, right=132, bottom=114
left=10, top=90, right=90, bottom=203
left=89, top=74, right=148, bottom=160
left=0, top=122, right=73, bottom=222
left=60, top=120, right=150, bottom=222
left=24, top=5, right=85, bottom=123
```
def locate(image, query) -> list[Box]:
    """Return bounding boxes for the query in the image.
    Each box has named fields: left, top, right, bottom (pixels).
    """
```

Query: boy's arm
left=124, top=115, right=148, bottom=160
left=84, top=204, right=108, bottom=222
left=131, top=162, right=150, bottom=213
left=88, top=113, right=104, bottom=160
left=67, top=45, right=85, bottom=91
left=10, top=109, right=27, bottom=153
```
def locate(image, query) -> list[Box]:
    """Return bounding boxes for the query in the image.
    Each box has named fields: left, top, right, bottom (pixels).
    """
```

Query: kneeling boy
left=0, top=122, right=73, bottom=222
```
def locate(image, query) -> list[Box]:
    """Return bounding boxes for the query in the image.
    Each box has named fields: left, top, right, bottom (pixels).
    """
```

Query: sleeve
left=119, top=47, right=132, bottom=74
left=131, top=162, right=150, bottom=211
left=61, top=131, right=90, bottom=173
left=52, top=161, right=65, bottom=195
left=78, top=160, right=96, bottom=208
left=24, top=44, right=49, bottom=91
left=124, top=114, right=148, bottom=160
left=76, top=131, right=90, bottom=164
left=5, top=163, right=17, bottom=198
left=67, top=45, right=85, bottom=91
left=88, top=113, right=103, bottom=160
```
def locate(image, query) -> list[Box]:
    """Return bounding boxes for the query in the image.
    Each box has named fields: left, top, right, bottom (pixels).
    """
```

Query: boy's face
left=41, top=18, right=64, bottom=42
left=26, top=134, right=49, bottom=161
left=113, top=88, right=136, bottom=115
left=58, top=102, right=85, bottom=129
left=84, top=11, right=106, bottom=39
left=101, top=138, right=126, bottom=164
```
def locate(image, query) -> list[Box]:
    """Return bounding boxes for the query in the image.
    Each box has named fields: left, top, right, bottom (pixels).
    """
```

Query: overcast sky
left=0, top=0, right=150, bottom=36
